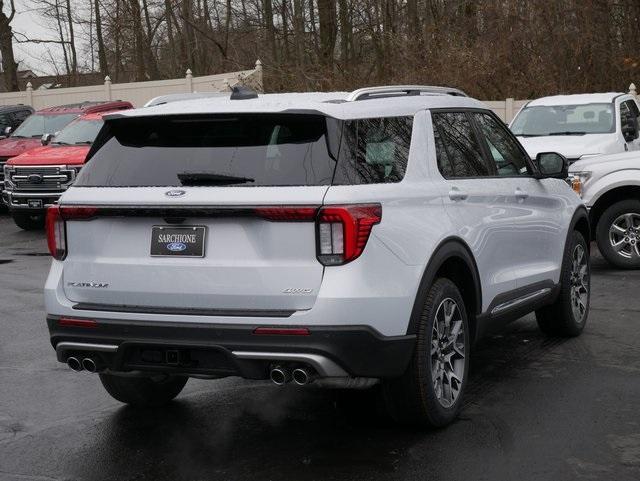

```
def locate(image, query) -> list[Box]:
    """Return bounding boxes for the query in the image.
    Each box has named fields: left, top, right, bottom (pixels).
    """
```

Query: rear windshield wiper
left=177, top=172, right=255, bottom=186
left=51, top=141, right=71, bottom=145
left=547, top=131, right=587, bottom=136
left=74, top=141, right=92, bottom=145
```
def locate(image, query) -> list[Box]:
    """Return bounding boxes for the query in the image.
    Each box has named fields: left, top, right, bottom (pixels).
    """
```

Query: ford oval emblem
left=167, top=242, right=187, bottom=252
left=28, top=174, right=44, bottom=184
left=165, top=190, right=186, bottom=197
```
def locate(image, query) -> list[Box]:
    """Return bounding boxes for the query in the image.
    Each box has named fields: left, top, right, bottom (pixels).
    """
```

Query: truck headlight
left=3, top=164, right=14, bottom=185
left=570, top=171, right=592, bottom=197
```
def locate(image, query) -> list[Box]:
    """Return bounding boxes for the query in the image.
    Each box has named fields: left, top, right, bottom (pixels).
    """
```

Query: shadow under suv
left=45, top=86, right=591, bottom=428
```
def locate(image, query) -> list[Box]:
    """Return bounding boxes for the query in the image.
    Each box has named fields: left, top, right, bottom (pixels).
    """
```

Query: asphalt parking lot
left=1, top=213, right=639, bottom=481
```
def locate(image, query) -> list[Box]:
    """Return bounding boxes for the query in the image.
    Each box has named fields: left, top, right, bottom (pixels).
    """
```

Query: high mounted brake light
left=316, top=204, right=382, bottom=265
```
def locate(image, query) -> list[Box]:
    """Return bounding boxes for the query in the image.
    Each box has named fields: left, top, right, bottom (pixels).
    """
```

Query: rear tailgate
left=61, top=186, right=327, bottom=312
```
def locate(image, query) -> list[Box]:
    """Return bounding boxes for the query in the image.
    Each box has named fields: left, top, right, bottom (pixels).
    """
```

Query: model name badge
left=67, top=282, right=109, bottom=288
left=283, top=288, right=313, bottom=294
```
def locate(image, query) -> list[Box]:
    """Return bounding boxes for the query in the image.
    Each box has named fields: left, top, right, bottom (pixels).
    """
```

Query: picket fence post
left=25, top=82, right=33, bottom=106
left=104, top=76, right=112, bottom=101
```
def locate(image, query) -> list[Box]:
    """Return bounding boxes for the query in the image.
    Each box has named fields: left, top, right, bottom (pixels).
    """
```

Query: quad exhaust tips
left=67, top=356, right=102, bottom=373
left=269, top=365, right=315, bottom=385
left=67, top=357, right=82, bottom=372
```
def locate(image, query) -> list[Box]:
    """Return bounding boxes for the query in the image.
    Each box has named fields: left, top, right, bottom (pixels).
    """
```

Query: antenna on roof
left=230, top=85, right=258, bottom=100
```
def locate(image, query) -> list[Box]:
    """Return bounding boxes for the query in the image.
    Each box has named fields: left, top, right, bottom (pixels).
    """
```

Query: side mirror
left=41, top=133, right=54, bottom=146
left=4, top=126, right=12, bottom=136
left=535, top=152, right=568, bottom=179
left=622, top=115, right=639, bottom=142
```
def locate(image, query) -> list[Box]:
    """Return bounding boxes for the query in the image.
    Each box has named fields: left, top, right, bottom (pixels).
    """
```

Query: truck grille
left=7, top=166, right=76, bottom=191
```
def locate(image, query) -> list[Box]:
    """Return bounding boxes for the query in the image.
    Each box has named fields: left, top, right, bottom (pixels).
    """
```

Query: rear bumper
left=47, top=315, right=416, bottom=379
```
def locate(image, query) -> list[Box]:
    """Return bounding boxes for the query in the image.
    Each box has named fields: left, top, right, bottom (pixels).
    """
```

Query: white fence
left=0, top=64, right=635, bottom=123
left=0, top=61, right=263, bottom=109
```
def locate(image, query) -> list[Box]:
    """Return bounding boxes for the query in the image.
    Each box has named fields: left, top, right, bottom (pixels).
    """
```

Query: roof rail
left=346, top=85, right=468, bottom=101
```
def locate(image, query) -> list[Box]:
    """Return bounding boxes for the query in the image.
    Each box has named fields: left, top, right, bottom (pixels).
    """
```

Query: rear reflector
left=253, top=327, right=310, bottom=336
left=58, top=317, right=98, bottom=328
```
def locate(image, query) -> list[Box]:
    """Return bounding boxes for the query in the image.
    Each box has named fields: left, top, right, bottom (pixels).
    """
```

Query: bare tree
left=0, top=0, right=18, bottom=91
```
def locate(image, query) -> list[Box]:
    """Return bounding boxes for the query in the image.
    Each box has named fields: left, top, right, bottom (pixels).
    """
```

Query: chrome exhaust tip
left=292, top=368, right=313, bottom=386
left=269, top=366, right=290, bottom=385
left=82, top=358, right=98, bottom=373
left=67, top=357, right=82, bottom=372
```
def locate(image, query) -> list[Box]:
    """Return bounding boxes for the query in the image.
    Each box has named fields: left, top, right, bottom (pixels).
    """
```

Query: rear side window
left=432, top=112, right=489, bottom=177
left=77, top=114, right=337, bottom=187
left=333, top=116, right=413, bottom=184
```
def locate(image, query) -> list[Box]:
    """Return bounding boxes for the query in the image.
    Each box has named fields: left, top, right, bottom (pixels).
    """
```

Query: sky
left=12, top=1, right=53, bottom=75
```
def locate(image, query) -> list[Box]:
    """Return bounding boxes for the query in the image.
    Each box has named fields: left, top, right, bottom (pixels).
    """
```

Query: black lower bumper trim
left=47, top=316, right=416, bottom=379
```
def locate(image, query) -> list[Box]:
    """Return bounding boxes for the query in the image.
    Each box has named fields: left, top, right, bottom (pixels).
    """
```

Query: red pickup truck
left=2, top=101, right=132, bottom=230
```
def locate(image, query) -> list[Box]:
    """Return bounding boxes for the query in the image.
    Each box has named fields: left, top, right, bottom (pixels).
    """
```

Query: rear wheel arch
left=407, top=238, right=482, bottom=341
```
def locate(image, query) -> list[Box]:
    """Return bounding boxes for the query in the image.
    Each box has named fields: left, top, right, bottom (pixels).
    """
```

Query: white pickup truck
left=511, top=93, right=640, bottom=162
left=570, top=151, right=640, bottom=268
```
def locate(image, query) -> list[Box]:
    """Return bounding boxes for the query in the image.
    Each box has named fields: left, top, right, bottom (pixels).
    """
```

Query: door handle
left=448, top=187, right=468, bottom=201
left=515, top=188, right=529, bottom=200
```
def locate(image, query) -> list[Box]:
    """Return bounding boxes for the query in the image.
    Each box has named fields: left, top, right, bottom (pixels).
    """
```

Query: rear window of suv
left=76, top=113, right=413, bottom=187
left=77, top=114, right=338, bottom=187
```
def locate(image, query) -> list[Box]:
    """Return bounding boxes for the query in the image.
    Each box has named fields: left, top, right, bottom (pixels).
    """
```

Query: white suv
left=45, top=86, right=590, bottom=428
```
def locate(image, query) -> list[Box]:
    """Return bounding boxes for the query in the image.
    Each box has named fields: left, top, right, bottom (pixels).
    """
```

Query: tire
left=383, top=278, right=470, bottom=428
left=99, top=373, right=188, bottom=407
left=536, top=230, right=590, bottom=337
left=596, top=199, right=640, bottom=269
left=12, top=213, right=45, bottom=231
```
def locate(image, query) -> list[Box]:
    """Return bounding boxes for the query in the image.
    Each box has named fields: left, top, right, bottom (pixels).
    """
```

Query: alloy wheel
left=609, top=213, right=640, bottom=259
left=569, top=243, right=589, bottom=323
left=430, top=298, right=465, bottom=408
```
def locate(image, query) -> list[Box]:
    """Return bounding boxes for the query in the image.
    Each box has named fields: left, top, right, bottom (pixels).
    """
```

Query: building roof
left=111, top=89, right=488, bottom=121
left=527, top=93, right=627, bottom=107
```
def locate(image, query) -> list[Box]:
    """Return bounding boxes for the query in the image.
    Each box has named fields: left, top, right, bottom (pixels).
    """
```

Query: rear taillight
left=46, top=206, right=66, bottom=260
left=46, top=206, right=98, bottom=260
left=316, top=204, right=382, bottom=265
